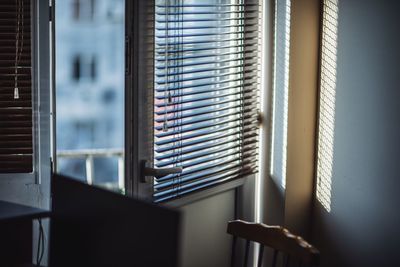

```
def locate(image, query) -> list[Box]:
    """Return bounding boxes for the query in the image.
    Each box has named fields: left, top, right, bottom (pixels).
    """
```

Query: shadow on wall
left=312, top=202, right=347, bottom=267
left=264, top=175, right=286, bottom=225
left=313, top=1, right=345, bottom=266
left=313, top=0, right=400, bottom=266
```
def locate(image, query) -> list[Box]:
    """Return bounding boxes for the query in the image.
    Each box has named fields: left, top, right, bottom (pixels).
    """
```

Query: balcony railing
left=57, top=148, right=124, bottom=192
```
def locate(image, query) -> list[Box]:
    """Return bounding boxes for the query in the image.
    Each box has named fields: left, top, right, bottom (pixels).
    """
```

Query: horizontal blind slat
left=155, top=114, right=259, bottom=138
left=156, top=155, right=257, bottom=185
left=155, top=122, right=258, bottom=146
left=155, top=70, right=258, bottom=91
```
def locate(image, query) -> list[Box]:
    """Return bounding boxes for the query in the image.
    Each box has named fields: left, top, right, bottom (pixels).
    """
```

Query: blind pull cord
left=14, top=0, right=24, bottom=100
left=163, top=0, right=170, bottom=132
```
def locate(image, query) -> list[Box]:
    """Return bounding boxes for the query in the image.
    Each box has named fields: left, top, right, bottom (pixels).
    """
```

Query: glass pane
left=56, top=0, right=125, bottom=193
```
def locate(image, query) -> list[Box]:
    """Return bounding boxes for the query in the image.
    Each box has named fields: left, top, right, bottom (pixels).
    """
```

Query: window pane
left=56, top=0, right=125, bottom=192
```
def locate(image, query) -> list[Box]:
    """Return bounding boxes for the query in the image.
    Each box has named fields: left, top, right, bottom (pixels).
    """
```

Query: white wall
left=179, top=190, right=235, bottom=267
left=311, top=0, right=400, bottom=266
left=178, top=176, right=255, bottom=267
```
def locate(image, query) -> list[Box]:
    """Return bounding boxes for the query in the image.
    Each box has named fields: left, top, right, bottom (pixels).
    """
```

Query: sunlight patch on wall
left=316, top=0, right=339, bottom=213
left=270, top=0, right=291, bottom=189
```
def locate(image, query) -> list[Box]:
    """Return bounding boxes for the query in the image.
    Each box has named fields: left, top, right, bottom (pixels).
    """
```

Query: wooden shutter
left=0, top=0, right=33, bottom=173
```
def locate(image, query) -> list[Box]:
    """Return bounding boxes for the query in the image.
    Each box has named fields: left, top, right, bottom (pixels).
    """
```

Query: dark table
left=0, top=200, right=51, bottom=266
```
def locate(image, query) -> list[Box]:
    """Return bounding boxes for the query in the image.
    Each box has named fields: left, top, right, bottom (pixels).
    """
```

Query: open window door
left=0, top=0, right=52, bottom=211
left=124, top=0, right=155, bottom=201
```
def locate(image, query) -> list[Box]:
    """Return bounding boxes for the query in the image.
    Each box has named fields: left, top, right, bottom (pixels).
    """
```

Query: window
left=90, top=56, right=97, bottom=80
left=55, top=0, right=259, bottom=198
left=71, top=55, right=98, bottom=82
left=153, top=0, right=261, bottom=202
left=0, top=0, right=33, bottom=173
left=72, top=0, right=80, bottom=20
left=72, top=0, right=96, bottom=21
left=56, top=0, right=125, bottom=191
left=72, top=55, right=81, bottom=81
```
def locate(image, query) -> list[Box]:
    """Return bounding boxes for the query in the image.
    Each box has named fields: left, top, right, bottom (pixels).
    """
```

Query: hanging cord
left=239, top=0, right=245, bottom=174
left=177, top=0, right=182, bottom=197
left=163, top=0, right=170, bottom=132
left=36, top=219, right=45, bottom=266
left=14, top=0, right=24, bottom=100
left=170, top=0, right=180, bottom=197
left=175, top=0, right=183, bottom=197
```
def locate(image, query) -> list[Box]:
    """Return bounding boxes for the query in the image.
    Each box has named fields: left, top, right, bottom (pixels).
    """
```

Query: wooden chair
left=227, top=220, right=320, bottom=267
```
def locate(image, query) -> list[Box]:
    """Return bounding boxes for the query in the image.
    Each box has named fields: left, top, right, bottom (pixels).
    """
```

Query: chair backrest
left=227, top=220, right=320, bottom=267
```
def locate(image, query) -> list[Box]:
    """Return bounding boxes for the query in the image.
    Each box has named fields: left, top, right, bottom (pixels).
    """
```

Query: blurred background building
left=56, top=0, right=125, bottom=190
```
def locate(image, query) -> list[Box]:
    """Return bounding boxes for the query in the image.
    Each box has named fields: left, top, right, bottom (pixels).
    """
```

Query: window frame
left=0, top=0, right=51, bottom=184
left=125, top=0, right=261, bottom=205
left=125, top=0, right=155, bottom=201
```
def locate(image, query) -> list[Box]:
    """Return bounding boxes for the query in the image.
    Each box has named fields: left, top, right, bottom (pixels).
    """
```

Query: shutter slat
left=155, top=124, right=257, bottom=150
left=156, top=154, right=257, bottom=184
left=156, top=159, right=257, bottom=193
left=0, top=148, right=33, bottom=154
left=156, top=133, right=258, bottom=160
left=156, top=122, right=258, bottom=146
left=155, top=49, right=257, bottom=64
left=0, top=101, right=32, bottom=107
left=155, top=114, right=258, bottom=138
left=0, top=127, right=32, bottom=134
left=155, top=79, right=258, bottom=98
left=156, top=22, right=258, bottom=31
left=155, top=58, right=258, bottom=78
left=155, top=40, right=258, bottom=54
left=155, top=70, right=258, bottom=91
left=155, top=94, right=257, bottom=115
left=0, top=107, right=32, bottom=114
left=0, top=134, right=32, bottom=141
left=156, top=32, right=259, bottom=47
left=156, top=128, right=256, bottom=152
left=155, top=165, right=257, bottom=201
left=155, top=87, right=244, bottom=107
left=156, top=138, right=258, bottom=168
left=155, top=14, right=259, bottom=23
left=155, top=102, right=256, bottom=125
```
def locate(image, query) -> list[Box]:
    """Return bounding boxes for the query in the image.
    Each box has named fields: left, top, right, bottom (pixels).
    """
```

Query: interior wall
left=179, top=189, right=235, bottom=267
left=311, top=0, right=400, bottom=266
left=179, top=177, right=255, bottom=267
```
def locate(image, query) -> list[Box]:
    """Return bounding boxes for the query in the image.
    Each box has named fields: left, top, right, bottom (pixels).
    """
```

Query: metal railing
left=57, top=148, right=124, bottom=190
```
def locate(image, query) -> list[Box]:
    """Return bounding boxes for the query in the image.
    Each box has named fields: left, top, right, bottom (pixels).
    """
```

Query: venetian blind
left=0, top=0, right=33, bottom=173
left=153, top=0, right=260, bottom=202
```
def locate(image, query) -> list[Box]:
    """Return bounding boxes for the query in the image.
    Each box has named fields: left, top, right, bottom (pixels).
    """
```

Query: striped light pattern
left=316, top=0, right=339, bottom=212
